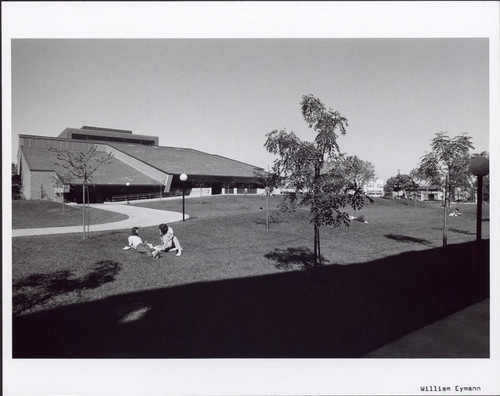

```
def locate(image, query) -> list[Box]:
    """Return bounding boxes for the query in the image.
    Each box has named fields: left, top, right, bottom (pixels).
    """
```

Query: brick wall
left=29, top=171, right=57, bottom=200
left=18, top=154, right=33, bottom=199
left=18, top=148, right=57, bottom=200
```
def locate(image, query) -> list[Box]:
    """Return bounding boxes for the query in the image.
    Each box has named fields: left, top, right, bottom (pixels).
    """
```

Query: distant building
left=16, top=126, right=266, bottom=203
left=363, top=178, right=384, bottom=197
left=415, top=186, right=444, bottom=202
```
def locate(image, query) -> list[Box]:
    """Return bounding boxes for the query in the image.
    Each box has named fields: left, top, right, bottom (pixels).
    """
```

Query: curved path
left=12, top=203, right=188, bottom=237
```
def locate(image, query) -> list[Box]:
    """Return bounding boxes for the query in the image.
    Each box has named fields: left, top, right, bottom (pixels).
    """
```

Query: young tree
left=265, top=95, right=370, bottom=266
left=417, top=132, right=474, bottom=246
left=255, top=170, right=280, bottom=232
left=418, top=132, right=474, bottom=205
left=50, top=145, right=113, bottom=239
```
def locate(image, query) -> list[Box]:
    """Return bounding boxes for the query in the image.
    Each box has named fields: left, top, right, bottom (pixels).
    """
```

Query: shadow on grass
left=385, top=234, right=433, bottom=246
left=265, top=247, right=329, bottom=270
left=431, top=227, right=478, bottom=236
left=448, top=228, right=476, bottom=236
left=13, top=241, right=489, bottom=358
left=13, top=260, right=121, bottom=316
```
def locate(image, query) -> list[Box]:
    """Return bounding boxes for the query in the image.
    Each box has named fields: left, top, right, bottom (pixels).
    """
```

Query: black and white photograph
left=2, top=2, right=499, bottom=395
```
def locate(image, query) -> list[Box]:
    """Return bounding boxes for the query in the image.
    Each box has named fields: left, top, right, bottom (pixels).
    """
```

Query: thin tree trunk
left=86, top=185, right=90, bottom=238
left=82, top=184, right=86, bottom=240
left=266, top=192, right=269, bottom=232
left=313, top=223, right=318, bottom=267
left=317, top=225, right=321, bottom=266
left=443, top=176, right=448, bottom=247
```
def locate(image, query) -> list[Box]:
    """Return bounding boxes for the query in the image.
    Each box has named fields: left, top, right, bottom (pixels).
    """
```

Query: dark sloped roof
left=108, top=142, right=265, bottom=177
left=20, top=146, right=159, bottom=185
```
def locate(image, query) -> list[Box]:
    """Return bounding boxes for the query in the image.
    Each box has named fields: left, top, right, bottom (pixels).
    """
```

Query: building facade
left=17, top=126, right=266, bottom=203
left=363, top=178, right=384, bottom=197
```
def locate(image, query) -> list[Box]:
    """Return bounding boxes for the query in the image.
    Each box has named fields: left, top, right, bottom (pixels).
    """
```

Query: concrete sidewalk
left=364, top=298, right=490, bottom=358
left=12, top=203, right=188, bottom=237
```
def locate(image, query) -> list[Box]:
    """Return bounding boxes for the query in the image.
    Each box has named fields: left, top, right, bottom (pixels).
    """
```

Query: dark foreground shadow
left=13, top=241, right=489, bottom=358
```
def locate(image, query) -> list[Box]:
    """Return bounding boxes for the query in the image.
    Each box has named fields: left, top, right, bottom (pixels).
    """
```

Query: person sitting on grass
left=155, top=223, right=183, bottom=257
left=128, top=227, right=159, bottom=258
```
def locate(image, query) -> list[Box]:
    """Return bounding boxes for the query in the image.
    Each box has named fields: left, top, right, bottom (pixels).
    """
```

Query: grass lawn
left=12, top=200, right=128, bottom=229
left=12, top=196, right=489, bottom=314
left=11, top=195, right=490, bottom=358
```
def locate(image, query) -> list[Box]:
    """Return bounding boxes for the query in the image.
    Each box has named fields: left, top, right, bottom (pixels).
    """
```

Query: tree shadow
left=265, top=247, right=330, bottom=270
left=13, top=241, right=489, bottom=358
left=13, top=260, right=121, bottom=316
left=385, top=234, right=433, bottom=246
left=447, top=228, right=476, bottom=236
left=431, top=227, right=478, bottom=236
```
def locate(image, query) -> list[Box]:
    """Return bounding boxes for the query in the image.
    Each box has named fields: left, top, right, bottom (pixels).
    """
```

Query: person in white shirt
left=155, top=223, right=183, bottom=257
left=128, top=227, right=159, bottom=258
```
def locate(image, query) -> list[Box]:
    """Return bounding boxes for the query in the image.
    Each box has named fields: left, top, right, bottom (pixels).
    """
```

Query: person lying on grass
left=128, top=227, right=160, bottom=258
left=348, top=214, right=368, bottom=224
left=154, top=223, right=183, bottom=257
left=449, top=208, right=462, bottom=217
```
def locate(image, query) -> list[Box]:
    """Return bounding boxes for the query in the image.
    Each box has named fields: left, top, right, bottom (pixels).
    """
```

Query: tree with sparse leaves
left=255, top=170, right=280, bottom=232
left=418, top=132, right=474, bottom=207
left=50, top=145, right=113, bottom=239
left=417, top=132, right=474, bottom=246
left=265, top=95, right=370, bottom=266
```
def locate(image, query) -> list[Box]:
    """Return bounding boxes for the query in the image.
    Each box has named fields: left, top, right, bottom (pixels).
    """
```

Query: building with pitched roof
left=16, top=126, right=266, bottom=203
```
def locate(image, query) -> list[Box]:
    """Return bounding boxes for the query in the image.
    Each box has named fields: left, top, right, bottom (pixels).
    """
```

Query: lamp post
left=180, top=173, right=188, bottom=221
left=126, top=182, right=130, bottom=204
left=468, top=156, right=489, bottom=243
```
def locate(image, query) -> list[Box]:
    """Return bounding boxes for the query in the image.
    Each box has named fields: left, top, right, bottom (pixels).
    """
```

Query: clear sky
left=10, top=37, right=489, bottom=181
